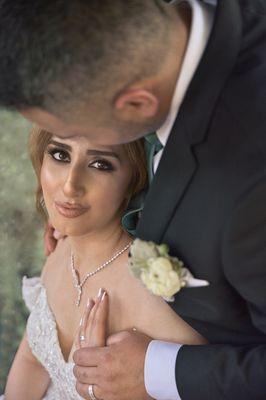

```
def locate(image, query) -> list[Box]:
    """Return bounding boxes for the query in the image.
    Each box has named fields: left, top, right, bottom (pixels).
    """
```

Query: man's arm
left=176, top=343, right=266, bottom=399
left=145, top=340, right=182, bottom=400
left=175, top=179, right=266, bottom=399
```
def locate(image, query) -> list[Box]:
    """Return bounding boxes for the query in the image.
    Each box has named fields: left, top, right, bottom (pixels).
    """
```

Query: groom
left=0, top=0, right=266, bottom=398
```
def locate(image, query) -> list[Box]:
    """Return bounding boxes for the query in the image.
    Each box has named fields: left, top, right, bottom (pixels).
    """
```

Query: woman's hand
left=73, top=289, right=109, bottom=400
left=44, top=220, right=65, bottom=256
left=77, top=288, right=108, bottom=349
left=73, top=289, right=153, bottom=400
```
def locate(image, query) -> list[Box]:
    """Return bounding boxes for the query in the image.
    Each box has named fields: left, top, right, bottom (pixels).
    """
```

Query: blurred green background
left=0, top=110, right=44, bottom=393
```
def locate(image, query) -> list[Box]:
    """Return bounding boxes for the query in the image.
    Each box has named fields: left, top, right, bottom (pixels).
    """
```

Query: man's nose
left=63, top=166, right=86, bottom=198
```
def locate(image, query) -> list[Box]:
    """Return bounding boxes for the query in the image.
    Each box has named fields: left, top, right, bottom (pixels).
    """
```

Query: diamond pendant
left=76, top=286, right=82, bottom=307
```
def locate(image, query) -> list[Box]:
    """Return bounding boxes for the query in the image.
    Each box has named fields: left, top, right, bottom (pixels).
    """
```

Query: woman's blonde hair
left=28, top=126, right=148, bottom=221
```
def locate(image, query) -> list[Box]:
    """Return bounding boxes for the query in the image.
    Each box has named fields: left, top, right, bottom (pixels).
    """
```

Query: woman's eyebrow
left=49, top=140, right=120, bottom=161
left=49, top=140, right=71, bottom=150
left=86, top=149, right=120, bottom=161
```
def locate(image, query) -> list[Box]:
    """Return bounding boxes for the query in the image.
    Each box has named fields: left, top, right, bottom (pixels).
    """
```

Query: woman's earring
left=40, top=195, right=46, bottom=210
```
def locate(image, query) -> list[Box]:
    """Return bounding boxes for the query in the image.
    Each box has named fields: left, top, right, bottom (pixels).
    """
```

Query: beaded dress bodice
left=22, top=276, right=83, bottom=400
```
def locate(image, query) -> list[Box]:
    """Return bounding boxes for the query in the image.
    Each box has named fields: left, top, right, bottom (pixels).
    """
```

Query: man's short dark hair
left=0, top=0, right=170, bottom=114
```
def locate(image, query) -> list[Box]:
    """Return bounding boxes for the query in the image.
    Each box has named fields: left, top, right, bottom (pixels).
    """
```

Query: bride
left=3, top=127, right=206, bottom=399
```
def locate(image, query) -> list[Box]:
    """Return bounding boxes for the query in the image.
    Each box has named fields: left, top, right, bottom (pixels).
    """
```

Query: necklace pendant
left=76, top=287, right=82, bottom=307
left=71, top=242, right=132, bottom=307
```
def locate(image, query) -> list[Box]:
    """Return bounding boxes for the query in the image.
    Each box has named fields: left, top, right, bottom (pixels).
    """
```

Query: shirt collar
left=157, top=0, right=216, bottom=147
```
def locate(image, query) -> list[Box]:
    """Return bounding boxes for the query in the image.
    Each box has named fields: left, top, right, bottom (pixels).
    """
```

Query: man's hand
left=44, top=220, right=64, bottom=256
left=73, top=291, right=153, bottom=400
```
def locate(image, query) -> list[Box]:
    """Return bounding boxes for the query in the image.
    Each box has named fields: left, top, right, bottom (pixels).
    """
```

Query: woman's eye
left=90, top=160, right=113, bottom=171
left=47, top=148, right=70, bottom=163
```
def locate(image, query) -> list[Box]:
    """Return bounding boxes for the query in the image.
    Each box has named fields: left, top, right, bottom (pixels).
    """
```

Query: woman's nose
left=62, top=166, right=86, bottom=198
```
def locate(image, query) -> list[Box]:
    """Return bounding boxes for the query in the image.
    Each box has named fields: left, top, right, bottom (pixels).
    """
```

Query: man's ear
left=114, top=89, right=159, bottom=121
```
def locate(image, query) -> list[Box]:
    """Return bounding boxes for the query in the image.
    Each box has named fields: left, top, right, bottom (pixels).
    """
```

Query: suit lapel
left=136, top=121, right=196, bottom=242
left=136, top=0, right=242, bottom=242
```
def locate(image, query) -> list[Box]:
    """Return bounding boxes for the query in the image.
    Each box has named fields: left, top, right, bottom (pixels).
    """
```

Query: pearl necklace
left=71, top=242, right=132, bottom=306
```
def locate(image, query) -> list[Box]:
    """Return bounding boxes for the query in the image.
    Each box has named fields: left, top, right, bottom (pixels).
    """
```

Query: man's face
left=21, top=107, right=150, bottom=146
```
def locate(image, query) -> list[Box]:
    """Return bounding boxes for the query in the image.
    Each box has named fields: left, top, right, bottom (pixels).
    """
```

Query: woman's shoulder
left=41, top=237, right=70, bottom=287
left=22, top=276, right=43, bottom=312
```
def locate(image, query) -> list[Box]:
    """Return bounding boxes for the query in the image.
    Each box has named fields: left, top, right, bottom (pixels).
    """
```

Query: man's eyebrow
left=49, top=140, right=120, bottom=161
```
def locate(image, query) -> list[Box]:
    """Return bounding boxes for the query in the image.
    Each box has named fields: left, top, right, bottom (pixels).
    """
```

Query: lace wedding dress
left=1, top=276, right=83, bottom=400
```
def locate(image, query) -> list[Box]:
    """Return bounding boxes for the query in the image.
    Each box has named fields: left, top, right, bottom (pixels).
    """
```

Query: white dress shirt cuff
left=144, top=340, right=182, bottom=400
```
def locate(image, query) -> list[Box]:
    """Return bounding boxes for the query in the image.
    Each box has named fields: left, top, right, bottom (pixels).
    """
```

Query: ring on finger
left=88, top=384, right=99, bottom=400
left=79, top=334, right=86, bottom=342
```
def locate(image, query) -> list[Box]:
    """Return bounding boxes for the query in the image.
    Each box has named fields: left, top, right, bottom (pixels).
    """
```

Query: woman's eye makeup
left=46, top=147, right=70, bottom=163
left=46, top=146, right=115, bottom=172
left=89, top=159, right=114, bottom=172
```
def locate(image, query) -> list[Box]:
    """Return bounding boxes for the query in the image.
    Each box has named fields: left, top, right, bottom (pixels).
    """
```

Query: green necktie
left=145, top=132, right=164, bottom=183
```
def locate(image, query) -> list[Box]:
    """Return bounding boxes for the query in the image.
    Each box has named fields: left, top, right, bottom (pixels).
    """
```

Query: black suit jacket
left=136, top=1, right=266, bottom=398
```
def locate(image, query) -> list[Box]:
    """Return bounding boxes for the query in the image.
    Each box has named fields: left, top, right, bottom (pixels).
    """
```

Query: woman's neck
left=67, top=222, right=132, bottom=275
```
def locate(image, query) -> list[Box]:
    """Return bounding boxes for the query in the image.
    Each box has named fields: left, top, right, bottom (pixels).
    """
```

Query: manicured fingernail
left=97, top=288, right=104, bottom=299
left=101, top=291, right=107, bottom=301
left=79, top=317, right=83, bottom=326
left=87, top=298, right=92, bottom=308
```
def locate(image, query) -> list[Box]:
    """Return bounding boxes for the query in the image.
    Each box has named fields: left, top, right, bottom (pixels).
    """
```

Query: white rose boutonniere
left=129, top=238, right=209, bottom=302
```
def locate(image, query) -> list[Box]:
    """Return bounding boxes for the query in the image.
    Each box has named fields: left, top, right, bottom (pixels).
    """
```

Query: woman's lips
left=54, top=202, right=89, bottom=219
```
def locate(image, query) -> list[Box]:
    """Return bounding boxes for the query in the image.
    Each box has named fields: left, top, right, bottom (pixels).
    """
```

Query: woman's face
left=41, top=135, right=133, bottom=237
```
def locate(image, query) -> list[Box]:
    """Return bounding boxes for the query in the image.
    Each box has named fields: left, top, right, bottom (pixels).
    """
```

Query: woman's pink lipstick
left=55, top=202, right=89, bottom=218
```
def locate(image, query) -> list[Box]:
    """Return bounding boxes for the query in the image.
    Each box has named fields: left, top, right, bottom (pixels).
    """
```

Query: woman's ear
left=114, top=88, right=159, bottom=122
